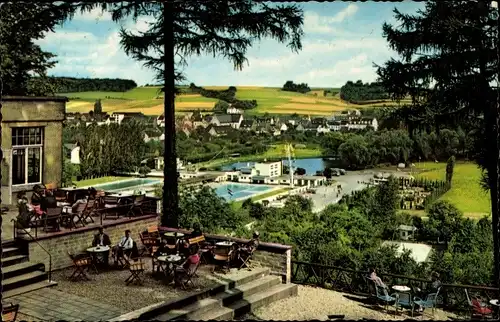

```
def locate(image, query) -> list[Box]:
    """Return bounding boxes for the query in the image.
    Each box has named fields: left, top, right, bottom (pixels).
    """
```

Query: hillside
left=63, top=86, right=412, bottom=116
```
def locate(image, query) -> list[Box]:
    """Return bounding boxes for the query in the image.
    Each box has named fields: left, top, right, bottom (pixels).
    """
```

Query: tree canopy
left=339, top=80, right=389, bottom=103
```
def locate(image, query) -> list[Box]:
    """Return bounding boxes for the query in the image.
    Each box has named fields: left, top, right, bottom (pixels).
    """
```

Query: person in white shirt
left=113, top=230, right=134, bottom=262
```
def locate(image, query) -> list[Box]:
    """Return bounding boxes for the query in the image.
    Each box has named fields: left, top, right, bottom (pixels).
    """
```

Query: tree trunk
left=162, top=0, right=179, bottom=228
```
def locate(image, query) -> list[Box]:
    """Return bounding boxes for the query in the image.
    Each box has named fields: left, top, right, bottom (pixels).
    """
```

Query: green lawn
left=231, top=187, right=291, bottom=210
left=74, top=176, right=129, bottom=188
left=414, top=162, right=491, bottom=218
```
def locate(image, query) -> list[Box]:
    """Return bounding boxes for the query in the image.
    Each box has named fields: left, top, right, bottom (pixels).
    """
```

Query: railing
left=292, top=261, right=500, bottom=314
left=12, top=219, right=53, bottom=282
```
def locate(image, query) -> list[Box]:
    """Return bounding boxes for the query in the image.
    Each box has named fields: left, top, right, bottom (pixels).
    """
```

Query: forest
left=339, top=80, right=389, bottom=103
left=50, top=76, right=137, bottom=93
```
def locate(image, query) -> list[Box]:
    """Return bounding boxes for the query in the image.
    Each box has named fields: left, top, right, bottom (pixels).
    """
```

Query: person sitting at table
left=179, top=237, right=191, bottom=257
left=92, top=226, right=111, bottom=247
left=174, top=245, right=200, bottom=287
left=71, top=195, right=88, bottom=212
left=113, top=230, right=134, bottom=263
left=41, top=190, right=57, bottom=212
left=17, top=191, right=29, bottom=205
left=88, top=187, right=98, bottom=200
left=31, top=185, right=44, bottom=206
left=368, top=268, right=387, bottom=289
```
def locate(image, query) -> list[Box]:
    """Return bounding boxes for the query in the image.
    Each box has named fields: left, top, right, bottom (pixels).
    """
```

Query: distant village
left=65, top=106, right=379, bottom=141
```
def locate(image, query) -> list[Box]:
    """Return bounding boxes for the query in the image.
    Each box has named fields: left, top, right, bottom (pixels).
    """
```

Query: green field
left=414, top=162, right=491, bottom=218
left=62, top=86, right=411, bottom=116
left=231, top=187, right=291, bottom=210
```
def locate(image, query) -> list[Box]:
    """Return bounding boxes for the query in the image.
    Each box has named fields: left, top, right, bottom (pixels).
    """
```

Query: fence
left=291, top=261, right=499, bottom=314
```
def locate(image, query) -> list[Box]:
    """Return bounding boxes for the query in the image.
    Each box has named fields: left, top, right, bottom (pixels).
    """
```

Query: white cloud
left=37, top=31, right=97, bottom=45
left=303, top=4, right=359, bottom=34
left=73, top=7, right=112, bottom=22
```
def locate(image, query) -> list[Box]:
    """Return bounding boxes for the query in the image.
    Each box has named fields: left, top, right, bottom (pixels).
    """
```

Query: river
left=220, top=157, right=341, bottom=175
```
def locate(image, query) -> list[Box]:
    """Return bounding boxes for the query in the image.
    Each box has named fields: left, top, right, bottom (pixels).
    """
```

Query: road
left=310, top=170, right=409, bottom=213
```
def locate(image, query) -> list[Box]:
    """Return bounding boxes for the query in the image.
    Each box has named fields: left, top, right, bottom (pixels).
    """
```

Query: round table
left=57, top=202, right=71, bottom=207
left=86, top=246, right=110, bottom=272
left=392, top=285, right=411, bottom=292
left=490, top=299, right=499, bottom=306
left=157, top=254, right=183, bottom=279
left=216, top=241, right=235, bottom=247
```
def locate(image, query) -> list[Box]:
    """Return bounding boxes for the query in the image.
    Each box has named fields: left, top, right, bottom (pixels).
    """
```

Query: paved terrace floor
left=13, top=260, right=256, bottom=321
left=244, top=285, right=458, bottom=321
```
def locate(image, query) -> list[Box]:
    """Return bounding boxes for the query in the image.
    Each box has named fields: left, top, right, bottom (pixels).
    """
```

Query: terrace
left=2, top=191, right=499, bottom=321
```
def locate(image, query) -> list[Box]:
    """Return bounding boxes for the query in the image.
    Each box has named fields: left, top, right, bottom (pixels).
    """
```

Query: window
left=12, top=127, right=43, bottom=185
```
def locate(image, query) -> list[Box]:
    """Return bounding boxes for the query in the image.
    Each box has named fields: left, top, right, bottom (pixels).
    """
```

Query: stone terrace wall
left=160, top=227, right=293, bottom=284
left=29, top=215, right=159, bottom=271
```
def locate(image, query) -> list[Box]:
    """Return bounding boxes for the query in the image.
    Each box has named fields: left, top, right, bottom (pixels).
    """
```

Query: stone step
left=3, top=270, right=49, bottom=292
left=2, top=261, right=45, bottom=280
left=160, top=275, right=281, bottom=321
left=2, top=246, right=22, bottom=258
left=109, top=267, right=271, bottom=321
left=2, top=280, right=58, bottom=299
left=199, top=283, right=298, bottom=321
left=2, top=254, right=29, bottom=267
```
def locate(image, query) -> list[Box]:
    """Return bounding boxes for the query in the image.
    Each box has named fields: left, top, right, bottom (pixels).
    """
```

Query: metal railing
left=292, top=260, right=500, bottom=314
left=12, top=219, right=53, bottom=282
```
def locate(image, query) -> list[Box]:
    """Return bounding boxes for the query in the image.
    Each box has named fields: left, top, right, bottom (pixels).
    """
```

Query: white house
left=327, top=120, right=342, bottom=131
left=347, top=117, right=378, bottom=131
left=279, top=123, right=288, bottom=132
left=157, top=114, right=165, bottom=127
left=254, top=161, right=282, bottom=178
left=317, top=125, right=330, bottom=134
left=226, top=106, right=243, bottom=114
left=211, top=114, right=244, bottom=129
left=154, top=157, right=183, bottom=170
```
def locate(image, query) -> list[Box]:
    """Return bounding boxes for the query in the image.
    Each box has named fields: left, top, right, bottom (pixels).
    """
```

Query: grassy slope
left=63, top=86, right=411, bottom=116
left=231, top=187, right=291, bottom=210
left=414, top=162, right=491, bottom=218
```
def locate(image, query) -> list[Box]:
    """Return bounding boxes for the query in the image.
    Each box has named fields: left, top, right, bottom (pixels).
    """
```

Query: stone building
left=1, top=96, right=67, bottom=204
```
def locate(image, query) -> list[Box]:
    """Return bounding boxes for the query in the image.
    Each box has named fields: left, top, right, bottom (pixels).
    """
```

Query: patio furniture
left=157, top=254, right=183, bottom=283
left=174, top=259, right=200, bottom=290
left=212, top=243, right=234, bottom=274
left=466, top=290, right=494, bottom=320
left=375, top=285, right=397, bottom=312
left=236, top=242, right=259, bottom=270
left=489, top=299, right=499, bottom=319
left=395, top=292, right=414, bottom=316
left=188, top=235, right=211, bottom=264
left=126, top=195, right=145, bottom=217
left=413, top=288, right=440, bottom=318
left=2, top=303, right=19, bottom=322
left=63, top=202, right=87, bottom=229
left=103, top=196, right=120, bottom=220
left=54, top=189, right=68, bottom=202
left=81, top=199, right=97, bottom=224
left=125, top=260, right=146, bottom=285
left=147, top=225, right=160, bottom=239
left=139, top=232, right=158, bottom=257
left=43, top=207, right=62, bottom=232
left=68, top=251, right=93, bottom=281
left=86, top=246, right=110, bottom=273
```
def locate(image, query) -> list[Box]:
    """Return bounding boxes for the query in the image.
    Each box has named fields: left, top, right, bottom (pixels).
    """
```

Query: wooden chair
left=125, top=260, right=146, bottom=285
left=237, top=243, right=259, bottom=270
left=54, top=189, right=68, bottom=202
left=127, top=195, right=145, bottom=217
left=2, top=303, right=19, bottom=322
left=175, top=260, right=201, bottom=290
left=43, top=207, right=62, bottom=232
left=139, top=232, right=158, bottom=257
left=151, top=246, right=160, bottom=272
left=70, top=202, right=88, bottom=228
left=68, top=251, right=93, bottom=281
left=81, top=199, right=97, bottom=224
left=212, top=246, right=233, bottom=274
left=103, top=196, right=120, bottom=219
left=147, top=225, right=159, bottom=239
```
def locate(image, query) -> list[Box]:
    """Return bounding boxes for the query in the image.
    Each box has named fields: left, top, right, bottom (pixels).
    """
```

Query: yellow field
left=63, top=86, right=410, bottom=116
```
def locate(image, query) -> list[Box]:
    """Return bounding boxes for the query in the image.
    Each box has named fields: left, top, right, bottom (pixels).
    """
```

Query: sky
left=36, top=1, right=426, bottom=88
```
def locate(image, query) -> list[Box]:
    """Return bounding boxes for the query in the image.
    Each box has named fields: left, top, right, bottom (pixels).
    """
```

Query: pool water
left=215, top=184, right=272, bottom=200
left=93, top=178, right=162, bottom=192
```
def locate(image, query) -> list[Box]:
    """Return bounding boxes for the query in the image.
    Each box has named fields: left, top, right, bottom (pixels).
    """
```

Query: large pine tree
left=81, top=1, right=304, bottom=227
left=376, top=0, right=499, bottom=284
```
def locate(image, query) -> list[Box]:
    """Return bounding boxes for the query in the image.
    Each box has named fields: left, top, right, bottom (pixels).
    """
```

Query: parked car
left=339, top=169, right=346, bottom=175
left=332, top=169, right=340, bottom=176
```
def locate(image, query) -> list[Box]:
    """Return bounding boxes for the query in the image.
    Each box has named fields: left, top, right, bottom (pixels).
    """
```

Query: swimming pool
left=215, top=184, right=273, bottom=200
left=93, top=178, right=162, bottom=192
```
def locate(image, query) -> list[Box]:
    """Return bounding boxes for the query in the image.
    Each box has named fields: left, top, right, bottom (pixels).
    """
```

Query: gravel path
left=50, top=260, right=217, bottom=312
left=245, top=285, right=457, bottom=321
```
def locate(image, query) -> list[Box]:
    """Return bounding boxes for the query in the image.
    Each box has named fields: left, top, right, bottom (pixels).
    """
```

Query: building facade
left=1, top=96, right=67, bottom=204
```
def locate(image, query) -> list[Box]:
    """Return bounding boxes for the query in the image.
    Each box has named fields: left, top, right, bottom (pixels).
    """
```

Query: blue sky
left=36, top=1, right=425, bottom=88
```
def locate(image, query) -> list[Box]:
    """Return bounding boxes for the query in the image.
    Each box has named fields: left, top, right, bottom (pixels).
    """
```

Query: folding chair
left=54, top=189, right=68, bottom=202
left=175, top=260, right=201, bottom=290
left=126, top=195, right=145, bottom=217
left=125, top=261, right=146, bottom=285
left=43, top=207, right=62, bottom=232
left=81, top=199, right=97, bottom=224
left=103, top=196, right=120, bottom=220
left=212, top=247, right=232, bottom=274
left=64, top=202, right=87, bottom=229
left=237, top=244, right=259, bottom=270
left=147, top=225, right=159, bottom=239
left=139, top=232, right=158, bottom=257
left=68, top=251, right=93, bottom=281
left=2, top=303, right=19, bottom=322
